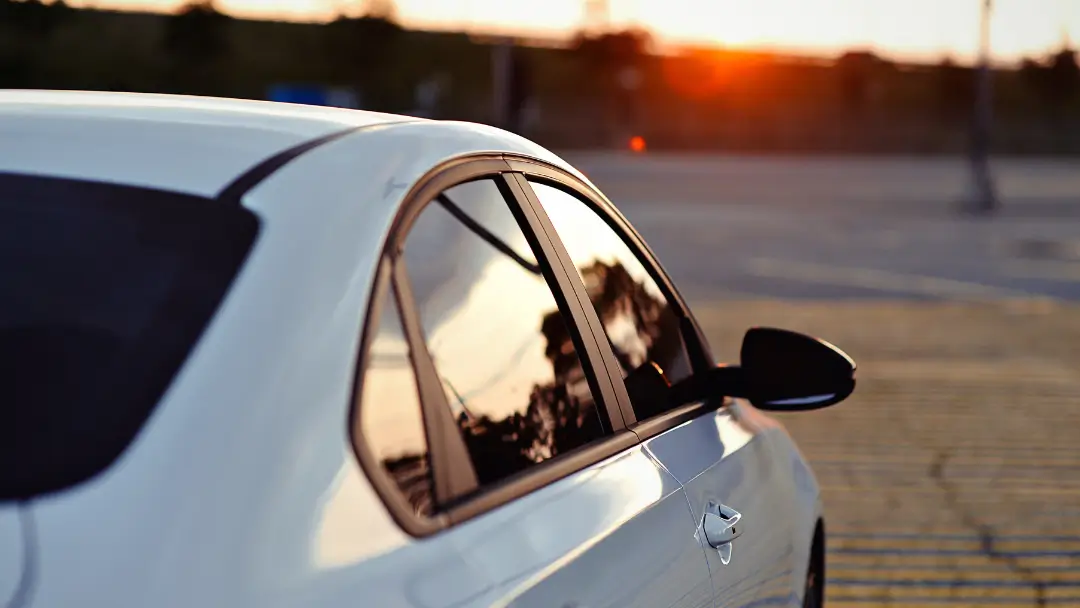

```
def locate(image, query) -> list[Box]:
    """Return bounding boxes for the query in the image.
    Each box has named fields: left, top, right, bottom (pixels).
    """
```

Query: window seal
left=386, top=156, right=511, bottom=254
left=505, top=172, right=637, bottom=430
left=347, top=255, right=449, bottom=537
left=446, top=431, right=639, bottom=526
left=498, top=172, right=628, bottom=433
left=390, top=256, right=480, bottom=506
left=627, top=401, right=717, bottom=444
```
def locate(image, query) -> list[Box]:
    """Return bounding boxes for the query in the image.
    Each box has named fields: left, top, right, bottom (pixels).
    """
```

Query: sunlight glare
left=65, top=0, right=1080, bottom=62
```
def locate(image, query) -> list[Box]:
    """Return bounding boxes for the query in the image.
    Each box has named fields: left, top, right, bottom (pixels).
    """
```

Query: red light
left=629, top=135, right=646, bottom=153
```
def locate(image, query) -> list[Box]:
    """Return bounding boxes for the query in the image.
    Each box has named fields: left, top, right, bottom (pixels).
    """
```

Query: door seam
left=643, top=443, right=719, bottom=608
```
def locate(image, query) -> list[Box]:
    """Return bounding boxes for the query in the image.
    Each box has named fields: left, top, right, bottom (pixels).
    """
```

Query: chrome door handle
left=703, top=513, right=741, bottom=546
left=702, top=504, right=742, bottom=564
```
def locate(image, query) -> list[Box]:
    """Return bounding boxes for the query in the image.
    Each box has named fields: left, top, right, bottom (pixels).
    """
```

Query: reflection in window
left=529, top=181, right=694, bottom=418
left=358, top=290, right=434, bottom=517
left=403, top=179, right=606, bottom=488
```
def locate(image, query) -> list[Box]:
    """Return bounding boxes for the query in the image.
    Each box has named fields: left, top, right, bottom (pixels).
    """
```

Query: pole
left=967, top=0, right=998, bottom=215
left=492, top=38, right=511, bottom=129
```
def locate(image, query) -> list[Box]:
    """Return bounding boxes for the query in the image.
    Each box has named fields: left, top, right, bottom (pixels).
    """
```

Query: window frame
left=348, top=155, right=638, bottom=538
left=506, top=156, right=724, bottom=438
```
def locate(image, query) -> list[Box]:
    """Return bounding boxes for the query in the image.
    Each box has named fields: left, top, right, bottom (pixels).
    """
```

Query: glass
left=403, top=178, right=606, bottom=488
left=529, top=180, right=695, bottom=417
left=358, top=290, right=434, bottom=517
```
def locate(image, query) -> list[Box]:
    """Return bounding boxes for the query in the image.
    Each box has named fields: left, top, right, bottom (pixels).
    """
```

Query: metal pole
left=492, top=38, right=511, bottom=129
left=967, top=0, right=998, bottom=215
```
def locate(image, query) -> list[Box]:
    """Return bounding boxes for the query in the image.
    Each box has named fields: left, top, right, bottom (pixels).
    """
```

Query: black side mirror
left=667, top=327, right=856, bottom=412
left=739, top=327, right=856, bottom=411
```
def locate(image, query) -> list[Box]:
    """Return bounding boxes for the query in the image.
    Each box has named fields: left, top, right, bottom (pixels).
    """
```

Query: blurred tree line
left=3, top=0, right=1080, bottom=153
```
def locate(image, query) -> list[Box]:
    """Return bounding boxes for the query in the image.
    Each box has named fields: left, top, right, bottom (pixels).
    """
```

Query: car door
left=514, top=162, right=803, bottom=608
left=352, top=164, right=713, bottom=608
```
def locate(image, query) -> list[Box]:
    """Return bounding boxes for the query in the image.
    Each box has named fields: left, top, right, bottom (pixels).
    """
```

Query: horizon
left=67, top=0, right=1080, bottom=64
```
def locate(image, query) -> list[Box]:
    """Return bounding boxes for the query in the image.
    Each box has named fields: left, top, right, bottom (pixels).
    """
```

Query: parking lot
left=568, top=153, right=1080, bottom=607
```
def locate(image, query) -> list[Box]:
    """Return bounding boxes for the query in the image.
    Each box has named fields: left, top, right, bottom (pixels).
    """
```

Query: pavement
left=563, top=153, right=1080, bottom=607
left=566, top=153, right=1080, bottom=302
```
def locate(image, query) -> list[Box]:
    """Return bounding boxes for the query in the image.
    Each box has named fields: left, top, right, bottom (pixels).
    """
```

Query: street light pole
left=967, top=0, right=998, bottom=214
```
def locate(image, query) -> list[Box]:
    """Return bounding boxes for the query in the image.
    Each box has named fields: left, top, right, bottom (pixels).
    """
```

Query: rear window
left=0, top=173, right=259, bottom=501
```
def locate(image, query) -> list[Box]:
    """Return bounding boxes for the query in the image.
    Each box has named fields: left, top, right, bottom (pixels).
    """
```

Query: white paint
left=0, top=90, right=411, bottom=196
left=0, top=507, right=25, bottom=607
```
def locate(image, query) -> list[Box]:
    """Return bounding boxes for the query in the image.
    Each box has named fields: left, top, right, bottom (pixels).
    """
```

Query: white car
left=0, top=91, right=855, bottom=608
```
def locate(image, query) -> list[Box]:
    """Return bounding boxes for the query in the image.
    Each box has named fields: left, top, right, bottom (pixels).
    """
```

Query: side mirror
left=667, top=327, right=856, bottom=412
left=739, top=327, right=856, bottom=411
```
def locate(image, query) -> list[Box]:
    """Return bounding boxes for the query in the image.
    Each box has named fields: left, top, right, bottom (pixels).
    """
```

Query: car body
left=1, top=91, right=845, bottom=608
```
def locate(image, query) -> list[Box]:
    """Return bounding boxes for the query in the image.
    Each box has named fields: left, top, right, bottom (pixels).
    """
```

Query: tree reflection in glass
left=404, top=179, right=607, bottom=490
left=529, top=181, right=696, bottom=416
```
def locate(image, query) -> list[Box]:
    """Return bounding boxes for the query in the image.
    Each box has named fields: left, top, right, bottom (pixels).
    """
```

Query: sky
left=74, top=0, right=1080, bottom=62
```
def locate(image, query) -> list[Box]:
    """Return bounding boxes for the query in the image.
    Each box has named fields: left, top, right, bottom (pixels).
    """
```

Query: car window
left=402, top=178, right=608, bottom=489
left=0, top=173, right=258, bottom=501
left=528, top=180, right=695, bottom=420
left=357, top=289, right=434, bottom=517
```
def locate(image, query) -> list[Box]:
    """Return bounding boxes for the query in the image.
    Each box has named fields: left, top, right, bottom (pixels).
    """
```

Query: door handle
left=703, top=512, right=741, bottom=546
left=702, top=504, right=742, bottom=564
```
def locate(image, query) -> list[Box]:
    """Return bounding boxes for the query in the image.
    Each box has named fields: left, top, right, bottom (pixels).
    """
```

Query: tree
left=835, top=50, right=882, bottom=115
left=935, top=57, right=975, bottom=120
left=0, top=0, right=72, bottom=87
left=0, top=0, right=70, bottom=37
left=572, top=28, right=652, bottom=139
left=1046, top=47, right=1080, bottom=108
left=325, top=0, right=403, bottom=108
left=161, top=0, right=231, bottom=93
left=359, top=0, right=396, bottom=20
left=573, top=27, right=651, bottom=73
left=1020, top=47, right=1079, bottom=119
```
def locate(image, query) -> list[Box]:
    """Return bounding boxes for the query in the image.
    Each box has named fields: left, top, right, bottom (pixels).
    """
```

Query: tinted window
left=358, top=290, right=434, bottom=517
left=0, top=173, right=258, bottom=500
left=403, top=178, right=607, bottom=488
left=529, top=181, right=694, bottom=419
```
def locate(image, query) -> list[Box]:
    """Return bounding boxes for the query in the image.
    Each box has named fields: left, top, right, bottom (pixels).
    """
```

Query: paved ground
left=564, top=154, right=1080, bottom=607
left=566, top=153, right=1080, bottom=302
left=701, top=301, right=1080, bottom=607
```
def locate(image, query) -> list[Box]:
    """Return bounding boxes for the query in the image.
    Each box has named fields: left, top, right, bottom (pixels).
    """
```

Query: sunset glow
left=69, top=0, right=1080, bottom=62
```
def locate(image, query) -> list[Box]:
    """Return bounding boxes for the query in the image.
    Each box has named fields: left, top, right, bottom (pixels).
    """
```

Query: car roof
left=0, top=89, right=595, bottom=209
left=0, top=90, right=420, bottom=197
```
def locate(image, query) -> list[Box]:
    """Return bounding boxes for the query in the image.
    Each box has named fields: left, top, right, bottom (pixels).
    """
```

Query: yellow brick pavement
left=696, top=300, right=1080, bottom=607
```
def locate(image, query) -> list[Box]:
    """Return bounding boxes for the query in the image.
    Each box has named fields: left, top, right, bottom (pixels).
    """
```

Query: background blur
left=6, top=0, right=1080, bottom=605
left=3, top=0, right=1080, bottom=153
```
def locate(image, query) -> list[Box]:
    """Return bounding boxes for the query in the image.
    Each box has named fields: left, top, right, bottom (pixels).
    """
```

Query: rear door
left=351, top=163, right=713, bottom=608
left=515, top=162, right=802, bottom=608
